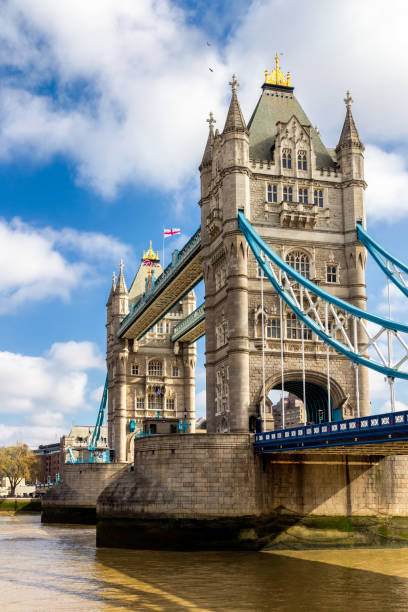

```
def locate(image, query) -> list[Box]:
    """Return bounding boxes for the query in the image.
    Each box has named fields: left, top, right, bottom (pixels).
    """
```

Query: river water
left=1, top=514, right=408, bottom=611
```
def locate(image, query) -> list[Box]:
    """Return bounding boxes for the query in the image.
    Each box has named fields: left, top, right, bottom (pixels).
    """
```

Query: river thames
left=2, top=514, right=408, bottom=611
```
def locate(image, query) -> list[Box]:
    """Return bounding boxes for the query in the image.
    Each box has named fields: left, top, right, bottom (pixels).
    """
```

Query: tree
left=0, top=444, right=40, bottom=497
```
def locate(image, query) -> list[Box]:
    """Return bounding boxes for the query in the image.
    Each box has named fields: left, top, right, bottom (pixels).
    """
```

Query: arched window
left=148, top=360, right=162, bottom=376
left=285, top=251, right=310, bottom=279
left=286, top=313, right=312, bottom=340
left=314, top=189, right=323, bottom=207
left=267, top=184, right=277, bottom=203
left=266, top=318, right=280, bottom=339
left=298, top=151, right=307, bottom=170
left=148, top=394, right=163, bottom=411
left=282, top=149, right=292, bottom=169
left=298, top=188, right=308, bottom=203
left=283, top=186, right=293, bottom=202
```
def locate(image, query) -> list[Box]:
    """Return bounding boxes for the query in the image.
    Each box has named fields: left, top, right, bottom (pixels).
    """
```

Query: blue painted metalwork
left=171, top=303, right=205, bottom=342
left=129, top=419, right=136, bottom=433
left=67, top=447, right=76, bottom=464
left=88, top=372, right=109, bottom=461
left=238, top=211, right=408, bottom=379
left=357, top=222, right=408, bottom=299
left=118, top=227, right=202, bottom=339
left=255, top=409, right=408, bottom=453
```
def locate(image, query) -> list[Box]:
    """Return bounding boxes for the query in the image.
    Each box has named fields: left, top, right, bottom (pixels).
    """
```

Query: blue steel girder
left=238, top=211, right=408, bottom=380
left=171, top=303, right=205, bottom=343
left=118, top=229, right=202, bottom=340
left=357, top=222, right=408, bottom=299
left=254, top=409, right=408, bottom=454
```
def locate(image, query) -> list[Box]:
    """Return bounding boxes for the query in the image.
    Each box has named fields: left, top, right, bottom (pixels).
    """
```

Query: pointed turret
left=106, top=271, right=116, bottom=308
left=336, top=91, right=364, bottom=152
left=115, top=259, right=128, bottom=295
left=200, top=112, right=215, bottom=169
left=223, top=75, right=248, bottom=134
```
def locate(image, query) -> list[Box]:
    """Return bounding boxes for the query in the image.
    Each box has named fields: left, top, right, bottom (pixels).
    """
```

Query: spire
left=264, top=53, right=291, bottom=88
left=336, top=91, right=364, bottom=152
left=200, top=112, right=215, bottom=168
left=115, top=259, right=128, bottom=295
left=223, top=74, right=248, bottom=134
left=106, top=271, right=116, bottom=306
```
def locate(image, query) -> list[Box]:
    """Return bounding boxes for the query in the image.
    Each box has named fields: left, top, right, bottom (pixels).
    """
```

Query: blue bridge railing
left=254, top=409, right=408, bottom=453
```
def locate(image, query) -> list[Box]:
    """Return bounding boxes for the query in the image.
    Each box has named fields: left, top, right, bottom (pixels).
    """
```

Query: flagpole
left=162, top=227, right=165, bottom=269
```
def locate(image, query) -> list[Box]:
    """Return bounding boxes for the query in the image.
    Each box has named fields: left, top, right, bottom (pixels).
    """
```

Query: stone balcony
left=279, top=201, right=318, bottom=229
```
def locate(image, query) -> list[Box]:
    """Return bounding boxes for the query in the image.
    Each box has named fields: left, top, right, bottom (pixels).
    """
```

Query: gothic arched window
left=148, top=360, right=162, bottom=376
left=148, top=394, right=163, bottom=411
left=283, top=186, right=293, bottom=202
left=286, top=313, right=312, bottom=340
left=267, top=184, right=277, bottom=203
left=314, top=189, right=323, bottom=207
left=298, top=151, right=307, bottom=170
left=282, top=149, right=292, bottom=169
left=299, top=188, right=308, bottom=203
left=285, top=251, right=310, bottom=279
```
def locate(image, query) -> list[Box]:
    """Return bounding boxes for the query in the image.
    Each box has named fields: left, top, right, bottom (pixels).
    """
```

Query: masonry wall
left=41, top=462, right=127, bottom=524
left=96, top=434, right=408, bottom=550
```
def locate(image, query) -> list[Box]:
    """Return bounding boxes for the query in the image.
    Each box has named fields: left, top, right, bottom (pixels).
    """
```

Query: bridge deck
left=254, top=410, right=408, bottom=455
left=118, top=229, right=202, bottom=340
left=171, top=303, right=205, bottom=343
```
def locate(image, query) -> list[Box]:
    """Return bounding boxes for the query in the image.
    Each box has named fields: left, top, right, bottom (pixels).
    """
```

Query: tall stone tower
left=199, top=58, right=369, bottom=433
left=106, top=244, right=196, bottom=462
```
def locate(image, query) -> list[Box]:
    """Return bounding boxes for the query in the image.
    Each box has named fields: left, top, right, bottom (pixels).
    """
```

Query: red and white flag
left=164, top=228, right=181, bottom=238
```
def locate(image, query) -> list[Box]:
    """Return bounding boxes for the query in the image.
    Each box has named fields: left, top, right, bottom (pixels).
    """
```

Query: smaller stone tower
left=106, top=245, right=197, bottom=462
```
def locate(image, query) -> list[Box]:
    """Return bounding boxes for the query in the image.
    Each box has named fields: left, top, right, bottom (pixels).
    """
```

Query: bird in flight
left=209, top=67, right=214, bottom=72
left=207, top=41, right=211, bottom=46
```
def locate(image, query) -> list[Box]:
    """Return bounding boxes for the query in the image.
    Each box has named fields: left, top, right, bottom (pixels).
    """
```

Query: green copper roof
left=248, top=87, right=336, bottom=168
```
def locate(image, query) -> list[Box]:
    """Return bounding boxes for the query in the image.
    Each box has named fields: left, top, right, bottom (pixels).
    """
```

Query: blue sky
left=1, top=0, right=408, bottom=446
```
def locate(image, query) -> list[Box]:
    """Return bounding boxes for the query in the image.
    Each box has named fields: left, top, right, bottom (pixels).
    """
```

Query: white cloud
left=0, top=424, right=65, bottom=448
left=0, top=340, right=103, bottom=417
left=365, top=146, right=408, bottom=221
left=0, top=217, right=132, bottom=313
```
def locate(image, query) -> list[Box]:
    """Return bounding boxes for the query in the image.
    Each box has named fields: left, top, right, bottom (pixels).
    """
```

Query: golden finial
left=143, top=240, right=160, bottom=261
left=265, top=53, right=291, bottom=87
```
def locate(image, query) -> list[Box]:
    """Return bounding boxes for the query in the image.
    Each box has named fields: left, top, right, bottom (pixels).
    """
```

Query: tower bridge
left=106, top=56, right=408, bottom=460
left=44, top=59, right=408, bottom=551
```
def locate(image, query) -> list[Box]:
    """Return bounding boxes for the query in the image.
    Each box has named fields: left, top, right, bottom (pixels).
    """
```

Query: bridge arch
left=259, top=370, right=347, bottom=424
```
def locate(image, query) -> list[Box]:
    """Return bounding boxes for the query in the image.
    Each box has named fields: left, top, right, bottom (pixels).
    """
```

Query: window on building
left=148, top=394, right=163, bottom=411
left=286, top=313, right=312, bottom=340
left=298, top=188, right=308, bottom=203
left=283, top=186, right=293, bottom=202
left=314, top=189, right=323, bottom=207
left=131, top=363, right=139, bottom=376
left=148, top=360, right=162, bottom=376
left=282, top=150, right=292, bottom=169
left=165, top=322, right=170, bottom=333
left=266, top=318, right=280, bottom=339
left=157, top=322, right=163, bottom=334
left=298, top=151, right=307, bottom=170
left=172, top=366, right=179, bottom=377
left=285, top=251, right=310, bottom=279
left=267, top=184, right=277, bottom=203
left=327, top=265, right=337, bottom=283
left=166, top=398, right=175, bottom=411
left=136, top=397, right=145, bottom=410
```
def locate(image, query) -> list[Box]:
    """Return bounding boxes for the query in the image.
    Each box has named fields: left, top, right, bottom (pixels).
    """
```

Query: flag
left=164, top=228, right=181, bottom=238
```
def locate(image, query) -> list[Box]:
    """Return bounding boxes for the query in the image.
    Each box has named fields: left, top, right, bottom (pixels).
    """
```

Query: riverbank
left=0, top=498, right=41, bottom=514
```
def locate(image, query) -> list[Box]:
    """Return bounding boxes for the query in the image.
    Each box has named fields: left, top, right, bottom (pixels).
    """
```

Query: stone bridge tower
left=106, top=246, right=196, bottom=462
left=199, top=60, right=369, bottom=433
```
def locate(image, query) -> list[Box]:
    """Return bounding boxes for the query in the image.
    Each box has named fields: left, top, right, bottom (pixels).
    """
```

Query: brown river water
left=2, top=514, right=408, bottom=611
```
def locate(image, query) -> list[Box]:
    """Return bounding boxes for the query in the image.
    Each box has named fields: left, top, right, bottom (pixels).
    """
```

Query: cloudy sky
left=1, top=0, right=408, bottom=446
